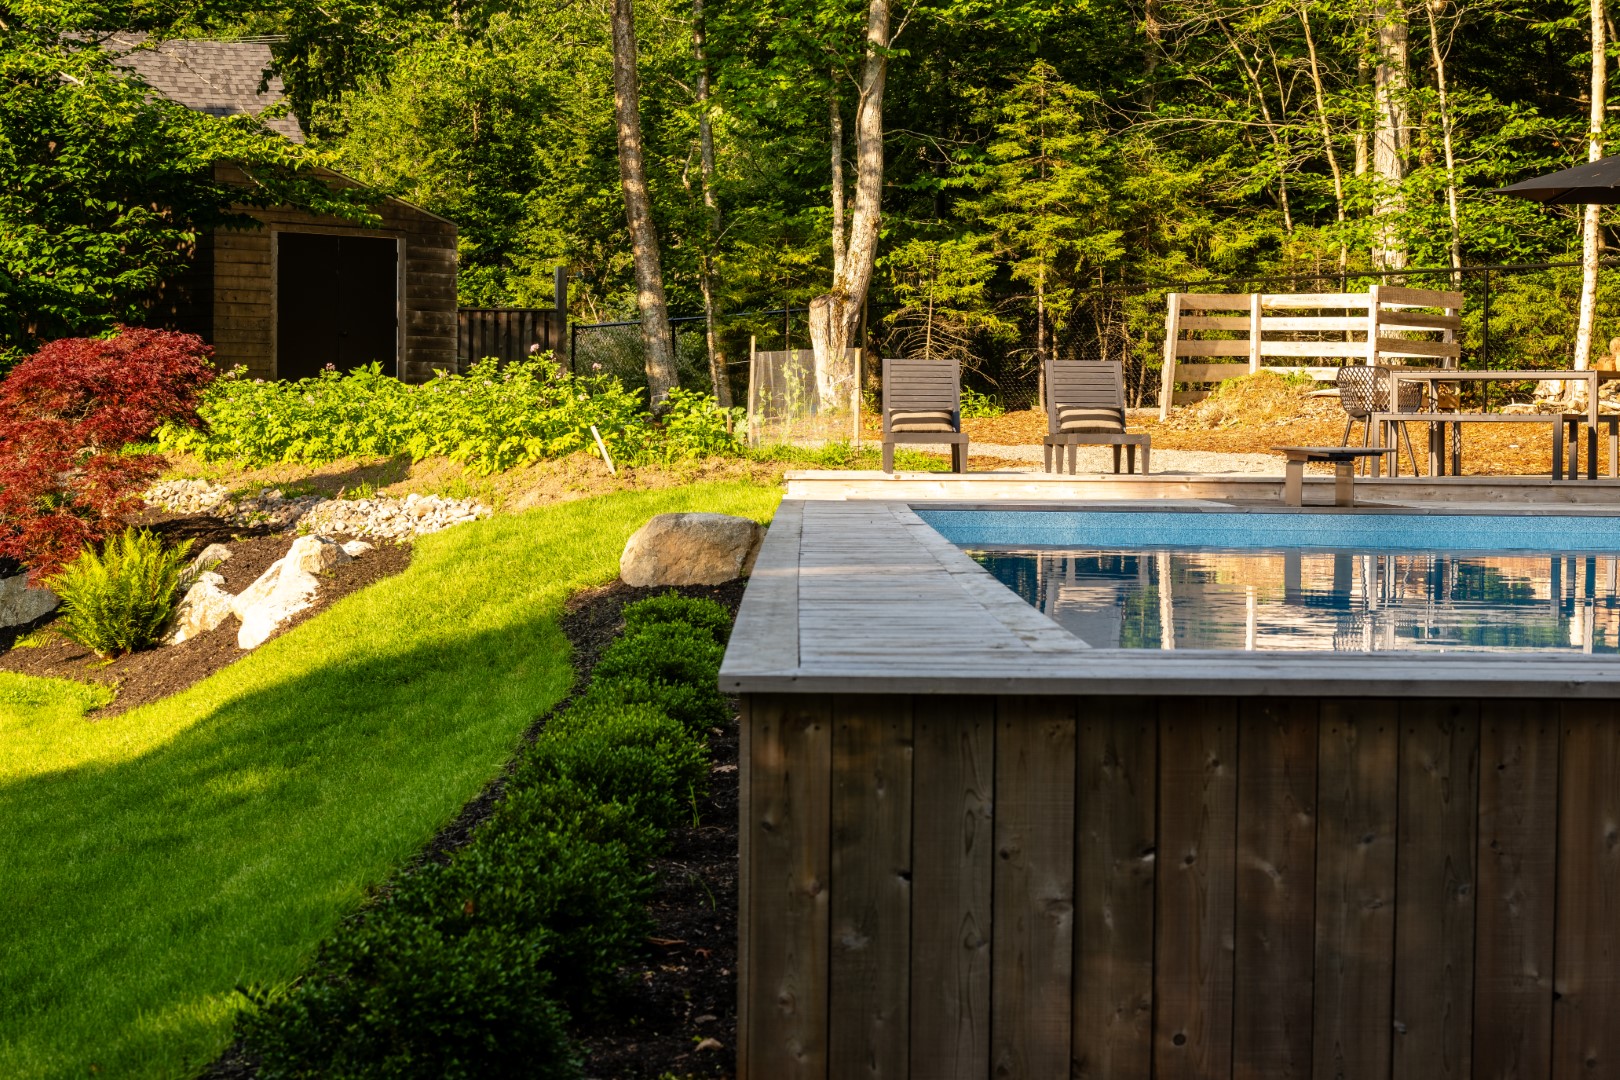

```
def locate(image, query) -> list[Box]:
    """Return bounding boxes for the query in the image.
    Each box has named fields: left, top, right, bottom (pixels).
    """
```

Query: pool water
left=913, top=508, right=1620, bottom=654
left=970, top=547, right=1620, bottom=652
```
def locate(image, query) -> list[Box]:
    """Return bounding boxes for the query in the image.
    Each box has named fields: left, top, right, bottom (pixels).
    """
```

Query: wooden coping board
left=718, top=498, right=1620, bottom=698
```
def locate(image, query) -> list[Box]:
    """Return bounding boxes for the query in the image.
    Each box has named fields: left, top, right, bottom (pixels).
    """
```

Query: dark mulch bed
left=202, top=577, right=746, bottom=1080
left=0, top=515, right=411, bottom=717
left=561, top=580, right=745, bottom=1080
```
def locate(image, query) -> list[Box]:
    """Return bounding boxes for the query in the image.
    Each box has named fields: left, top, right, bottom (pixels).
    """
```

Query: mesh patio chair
left=1337, top=365, right=1421, bottom=474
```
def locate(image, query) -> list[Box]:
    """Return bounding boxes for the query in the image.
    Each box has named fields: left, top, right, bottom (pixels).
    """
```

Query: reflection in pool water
left=970, top=547, right=1620, bottom=653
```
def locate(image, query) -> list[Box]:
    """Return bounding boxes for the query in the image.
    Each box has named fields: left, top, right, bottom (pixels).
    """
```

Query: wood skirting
left=738, top=692, right=1620, bottom=1080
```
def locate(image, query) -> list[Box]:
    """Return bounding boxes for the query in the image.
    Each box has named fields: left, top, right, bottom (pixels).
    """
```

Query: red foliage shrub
left=0, top=327, right=216, bottom=578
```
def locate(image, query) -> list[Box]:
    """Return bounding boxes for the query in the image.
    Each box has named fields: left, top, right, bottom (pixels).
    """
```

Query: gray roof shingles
left=105, top=32, right=305, bottom=143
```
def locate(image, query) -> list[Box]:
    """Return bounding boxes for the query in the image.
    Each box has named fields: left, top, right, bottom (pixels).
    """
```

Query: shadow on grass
left=1, top=611, right=571, bottom=1077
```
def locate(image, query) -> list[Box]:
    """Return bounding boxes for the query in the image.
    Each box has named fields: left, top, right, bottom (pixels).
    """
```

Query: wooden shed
left=114, top=35, right=458, bottom=382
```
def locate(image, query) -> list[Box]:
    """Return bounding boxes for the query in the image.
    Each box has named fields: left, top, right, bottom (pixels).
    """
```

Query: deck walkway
left=719, top=498, right=1620, bottom=698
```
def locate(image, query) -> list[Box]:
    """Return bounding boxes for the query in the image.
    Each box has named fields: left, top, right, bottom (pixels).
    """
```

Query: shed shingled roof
left=104, top=32, right=304, bottom=143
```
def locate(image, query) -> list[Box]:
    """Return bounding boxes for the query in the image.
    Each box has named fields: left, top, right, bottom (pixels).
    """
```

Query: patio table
left=1374, top=369, right=1620, bottom=478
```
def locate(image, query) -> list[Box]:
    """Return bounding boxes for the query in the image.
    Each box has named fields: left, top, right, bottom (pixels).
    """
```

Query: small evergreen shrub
left=46, top=530, right=196, bottom=657
left=621, top=591, right=733, bottom=645
left=237, top=583, right=738, bottom=1071
left=528, top=704, right=706, bottom=832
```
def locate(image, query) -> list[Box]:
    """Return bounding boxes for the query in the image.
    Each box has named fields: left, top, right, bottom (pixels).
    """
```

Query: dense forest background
left=3, top=0, right=1616, bottom=393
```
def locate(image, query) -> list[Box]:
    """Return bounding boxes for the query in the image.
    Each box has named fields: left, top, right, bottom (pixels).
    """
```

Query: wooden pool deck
left=720, top=493, right=1620, bottom=698
left=784, top=468, right=1620, bottom=505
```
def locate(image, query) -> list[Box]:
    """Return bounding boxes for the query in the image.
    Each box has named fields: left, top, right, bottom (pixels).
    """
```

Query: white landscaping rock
left=620, top=513, right=764, bottom=587
left=165, top=572, right=234, bottom=645
left=189, top=543, right=233, bottom=575
left=340, top=541, right=374, bottom=558
left=0, top=572, right=58, bottom=629
left=283, top=534, right=352, bottom=576
left=232, top=555, right=321, bottom=650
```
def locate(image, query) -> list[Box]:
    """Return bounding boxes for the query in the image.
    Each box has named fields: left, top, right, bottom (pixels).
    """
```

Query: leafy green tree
left=0, top=12, right=373, bottom=361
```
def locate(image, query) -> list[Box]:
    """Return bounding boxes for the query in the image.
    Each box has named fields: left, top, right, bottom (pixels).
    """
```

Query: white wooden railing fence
left=1158, top=285, right=1463, bottom=418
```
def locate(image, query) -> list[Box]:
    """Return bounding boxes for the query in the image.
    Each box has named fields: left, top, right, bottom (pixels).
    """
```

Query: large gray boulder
left=620, top=513, right=764, bottom=587
left=0, top=572, right=57, bottom=629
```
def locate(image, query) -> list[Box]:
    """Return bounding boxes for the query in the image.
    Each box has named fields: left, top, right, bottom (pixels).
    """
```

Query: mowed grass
left=0, top=480, right=780, bottom=1079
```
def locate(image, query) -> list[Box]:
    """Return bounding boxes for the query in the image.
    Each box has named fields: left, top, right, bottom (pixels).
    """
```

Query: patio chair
left=1043, top=360, right=1150, bottom=474
left=881, top=358, right=968, bottom=472
left=1336, top=364, right=1421, bottom=475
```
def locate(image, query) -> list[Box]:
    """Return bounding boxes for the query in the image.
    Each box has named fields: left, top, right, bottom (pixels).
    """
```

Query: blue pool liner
left=914, top=508, right=1620, bottom=554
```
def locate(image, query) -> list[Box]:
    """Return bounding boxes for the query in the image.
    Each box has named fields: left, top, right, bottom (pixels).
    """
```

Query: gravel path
left=975, top=443, right=1285, bottom=474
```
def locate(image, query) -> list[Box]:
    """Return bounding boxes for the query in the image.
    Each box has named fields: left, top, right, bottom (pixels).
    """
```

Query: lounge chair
left=1043, top=359, right=1150, bottom=474
left=881, top=359, right=969, bottom=472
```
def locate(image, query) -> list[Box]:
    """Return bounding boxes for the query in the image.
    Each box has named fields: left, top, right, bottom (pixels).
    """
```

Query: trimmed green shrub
left=45, top=529, right=196, bottom=657
left=237, top=580, right=738, bottom=1072
left=527, top=704, right=706, bottom=833
left=621, top=591, right=733, bottom=645
left=245, top=923, right=577, bottom=1080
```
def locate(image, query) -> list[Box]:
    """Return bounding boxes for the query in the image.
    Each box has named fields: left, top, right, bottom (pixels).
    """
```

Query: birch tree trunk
left=1371, top=0, right=1409, bottom=271
left=611, top=0, right=679, bottom=405
left=830, top=77, right=846, bottom=281
left=1302, top=4, right=1349, bottom=269
left=1424, top=0, right=1463, bottom=276
left=808, top=0, right=888, bottom=409
left=1575, top=0, right=1607, bottom=373
left=692, top=0, right=730, bottom=405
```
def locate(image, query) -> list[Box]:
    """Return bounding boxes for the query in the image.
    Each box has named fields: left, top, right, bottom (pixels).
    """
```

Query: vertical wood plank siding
left=741, top=694, right=1620, bottom=1079
left=200, top=164, right=457, bottom=383
left=456, top=308, right=567, bottom=368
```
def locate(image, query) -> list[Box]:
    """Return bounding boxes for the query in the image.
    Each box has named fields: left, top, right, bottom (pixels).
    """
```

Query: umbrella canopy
left=1493, top=156, right=1620, bottom=204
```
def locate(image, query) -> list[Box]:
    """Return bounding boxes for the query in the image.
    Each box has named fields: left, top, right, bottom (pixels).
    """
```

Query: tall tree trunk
left=830, top=76, right=846, bottom=281
left=1220, top=23, right=1294, bottom=232
left=693, top=0, right=730, bottom=405
left=611, top=0, right=679, bottom=405
left=808, top=0, right=888, bottom=407
left=1575, top=0, right=1607, bottom=372
left=1371, top=0, right=1409, bottom=271
left=1424, top=0, right=1463, bottom=276
left=1302, top=3, right=1349, bottom=270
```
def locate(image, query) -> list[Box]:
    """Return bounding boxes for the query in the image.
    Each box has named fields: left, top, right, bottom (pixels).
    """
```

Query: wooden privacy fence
left=456, top=307, right=567, bottom=369
left=1158, top=285, right=1463, bottom=418
left=740, top=692, right=1620, bottom=1079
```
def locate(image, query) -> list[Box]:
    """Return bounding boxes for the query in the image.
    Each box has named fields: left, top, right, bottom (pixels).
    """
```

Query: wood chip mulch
left=0, top=513, right=412, bottom=717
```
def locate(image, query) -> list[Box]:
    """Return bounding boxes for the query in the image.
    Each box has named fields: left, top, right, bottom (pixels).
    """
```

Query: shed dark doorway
left=275, top=233, right=399, bottom=379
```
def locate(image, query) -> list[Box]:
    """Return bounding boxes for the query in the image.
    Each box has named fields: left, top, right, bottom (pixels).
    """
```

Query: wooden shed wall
left=739, top=692, right=1620, bottom=1080
left=201, top=164, right=457, bottom=382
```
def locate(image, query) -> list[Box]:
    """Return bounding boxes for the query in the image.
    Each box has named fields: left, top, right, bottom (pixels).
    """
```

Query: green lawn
left=0, top=480, right=780, bottom=1079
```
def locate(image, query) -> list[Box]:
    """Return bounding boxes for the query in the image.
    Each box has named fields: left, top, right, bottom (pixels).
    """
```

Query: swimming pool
left=916, top=508, right=1620, bottom=653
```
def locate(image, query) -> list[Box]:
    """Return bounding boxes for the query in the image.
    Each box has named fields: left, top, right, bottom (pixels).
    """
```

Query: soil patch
left=0, top=518, right=411, bottom=717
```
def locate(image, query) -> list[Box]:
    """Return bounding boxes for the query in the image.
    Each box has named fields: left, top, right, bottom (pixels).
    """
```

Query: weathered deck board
left=1553, top=703, right=1620, bottom=1080
left=1393, top=700, right=1479, bottom=1080
left=1155, top=700, right=1239, bottom=1080
left=1073, top=701, right=1157, bottom=1080
left=829, top=695, right=914, bottom=1079
left=745, top=694, right=833, bottom=1079
left=990, top=697, right=1077, bottom=1079
left=1473, top=704, right=1557, bottom=1080
left=910, top=697, right=995, bottom=1080
left=1313, top=704, right=1399, bottom=1080
left=1233, top=699, right=1318, bottom=1080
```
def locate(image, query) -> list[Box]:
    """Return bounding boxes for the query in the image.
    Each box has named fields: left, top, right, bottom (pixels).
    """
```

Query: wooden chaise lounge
left=881, top=358, right=968, bottom=472
left=1044, top=359, right=1150, bottom=474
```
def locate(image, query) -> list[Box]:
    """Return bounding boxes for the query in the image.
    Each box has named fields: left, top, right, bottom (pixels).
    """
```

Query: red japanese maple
left=0, top=328, right=216, bottom=578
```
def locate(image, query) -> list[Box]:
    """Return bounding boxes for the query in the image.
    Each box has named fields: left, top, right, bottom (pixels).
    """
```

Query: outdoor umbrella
left=1493, top=156, right=1620, bottom=203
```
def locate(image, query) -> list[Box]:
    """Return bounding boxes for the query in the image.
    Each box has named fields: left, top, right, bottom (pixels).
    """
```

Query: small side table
left=1274, top=446, right=1400, bottom=507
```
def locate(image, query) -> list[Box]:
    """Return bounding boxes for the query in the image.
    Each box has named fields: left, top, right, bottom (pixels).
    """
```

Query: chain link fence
left=568, top=262, right=1620, bottom=418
